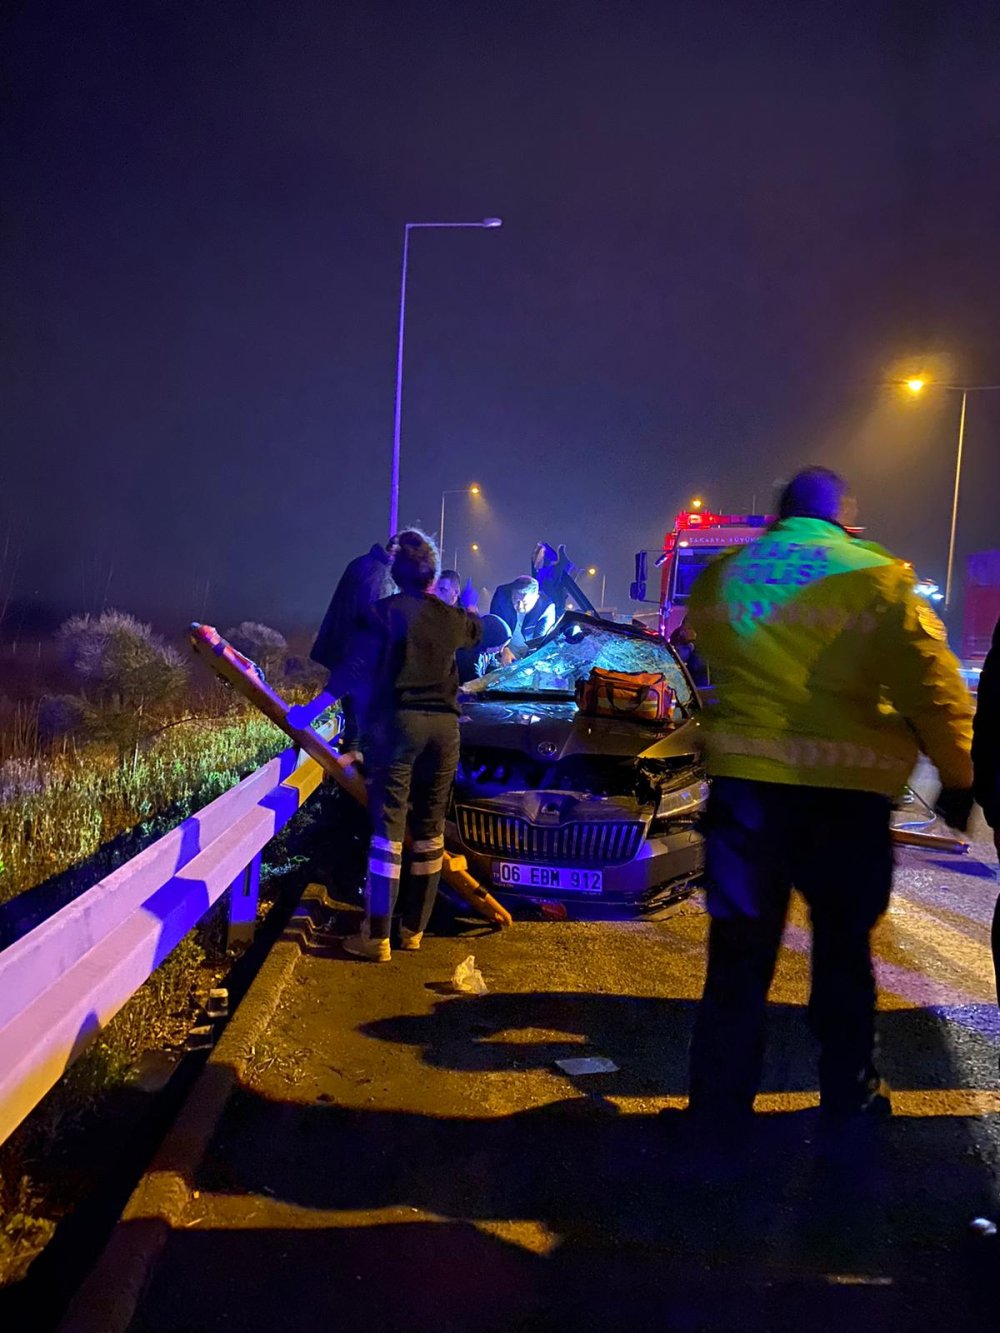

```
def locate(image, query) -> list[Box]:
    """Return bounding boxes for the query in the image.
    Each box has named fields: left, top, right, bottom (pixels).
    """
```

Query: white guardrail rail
left=0, top=723, right=336, bottom=1147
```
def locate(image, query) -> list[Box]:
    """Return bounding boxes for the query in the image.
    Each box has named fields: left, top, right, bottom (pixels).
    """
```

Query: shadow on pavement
left=362, top=991, right=1000, bottom=1099
left=126, top=988, right=1000, bottom=1333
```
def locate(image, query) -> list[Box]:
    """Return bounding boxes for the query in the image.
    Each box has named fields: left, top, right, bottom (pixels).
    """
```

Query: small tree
left=223, top=621, right=287, bottom=681
left=59, top=610, right=189, bottom=764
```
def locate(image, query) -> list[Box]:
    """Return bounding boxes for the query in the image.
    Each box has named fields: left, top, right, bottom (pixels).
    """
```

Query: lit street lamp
left=439, top=484, right=480, bottom=563
left=901, top=376, right=1000, bottom=608
left=389, top=219, right=502, bottom=535
left=586, top=565, right=607, bottom=608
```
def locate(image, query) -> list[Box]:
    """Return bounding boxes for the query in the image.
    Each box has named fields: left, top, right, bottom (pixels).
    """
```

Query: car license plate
left=492, top=862, right=603, bottom=894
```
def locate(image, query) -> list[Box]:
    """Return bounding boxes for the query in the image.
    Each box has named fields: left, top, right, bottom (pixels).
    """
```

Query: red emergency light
left=674, top=510, right=770, bottom=531
left=658, top=511, right=771, bottom=561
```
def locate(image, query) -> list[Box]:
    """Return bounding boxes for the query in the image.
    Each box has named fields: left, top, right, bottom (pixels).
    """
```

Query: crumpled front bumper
left=446, top=815, right=704, bottom=906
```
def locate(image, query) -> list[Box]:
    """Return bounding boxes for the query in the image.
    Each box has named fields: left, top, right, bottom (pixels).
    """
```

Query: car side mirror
left=630, top=550, right=648, bottom=602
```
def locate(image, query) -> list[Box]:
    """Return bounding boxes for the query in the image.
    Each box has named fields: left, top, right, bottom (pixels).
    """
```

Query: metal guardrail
left=0, top=724, right=336, bottom=1148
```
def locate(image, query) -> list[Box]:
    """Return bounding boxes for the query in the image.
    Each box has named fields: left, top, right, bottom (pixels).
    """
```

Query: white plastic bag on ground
left=451, top=955, right=488, bottom=995
left=555, top=1056, right=619, bottom=1076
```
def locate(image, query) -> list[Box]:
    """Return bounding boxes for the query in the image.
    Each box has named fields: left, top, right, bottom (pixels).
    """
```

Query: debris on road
left=184, top=1024, right=215, bottom=1051
left=555, top=1056, right=620, bottom=1076
left=451, top=955, right=488, bottom=995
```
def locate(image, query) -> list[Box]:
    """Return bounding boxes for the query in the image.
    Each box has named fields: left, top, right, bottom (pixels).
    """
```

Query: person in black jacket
left=490, top=575, right=555, bottom=659
left=328, top=530, right=482, bottom=962
left=972, top=617, right=1000, bottom=1006
left=311, top=541, right=397, bottom=746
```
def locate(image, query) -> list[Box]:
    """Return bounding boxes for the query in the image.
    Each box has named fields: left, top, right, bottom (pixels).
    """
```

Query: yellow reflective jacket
left=687, top=517, right=973, bottom=796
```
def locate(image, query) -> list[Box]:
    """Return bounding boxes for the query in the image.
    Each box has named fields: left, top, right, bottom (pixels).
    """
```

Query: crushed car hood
left=458, top=698, right=699, bottom=764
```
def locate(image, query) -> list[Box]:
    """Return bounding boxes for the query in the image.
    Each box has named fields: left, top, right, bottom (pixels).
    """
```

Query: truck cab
left=632, top=509, right=772, bottom=638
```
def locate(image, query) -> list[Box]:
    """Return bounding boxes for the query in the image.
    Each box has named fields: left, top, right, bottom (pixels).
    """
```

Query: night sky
left=4, top=1, right=1000, bottom=636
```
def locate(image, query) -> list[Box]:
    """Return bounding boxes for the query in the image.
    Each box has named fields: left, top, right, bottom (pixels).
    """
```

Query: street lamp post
left=945, top=391, right=968, bottom=613
left=439, top=484, right=480, bottom=562
left=902, top=378, right=1000, bottom=609
left=585, top=566, right=607, bottom=610
left=389, top=218, right=502, bottom=536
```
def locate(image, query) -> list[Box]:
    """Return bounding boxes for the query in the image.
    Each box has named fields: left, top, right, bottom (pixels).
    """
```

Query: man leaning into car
left=685, top=466, right=974, bottom=1131
left=490, top=575, right=556, bottom=660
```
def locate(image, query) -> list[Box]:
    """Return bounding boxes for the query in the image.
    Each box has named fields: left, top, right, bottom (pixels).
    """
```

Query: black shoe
left=816, top=1077, right=892, bottom=1175
left=820, top=1073, right=892, bottom=1122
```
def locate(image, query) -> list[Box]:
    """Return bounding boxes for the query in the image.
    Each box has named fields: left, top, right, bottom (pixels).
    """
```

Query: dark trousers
left=324, top=665, right=365, bottom=751
left=365, top=710, right=460, bottom=941
left=339, top=693, right=359, bottom=750
left=689, top=776, right=894, bottom=1117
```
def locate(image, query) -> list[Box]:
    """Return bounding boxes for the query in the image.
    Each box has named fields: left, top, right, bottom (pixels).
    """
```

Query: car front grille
left=456, top=806, right=644, bottom=866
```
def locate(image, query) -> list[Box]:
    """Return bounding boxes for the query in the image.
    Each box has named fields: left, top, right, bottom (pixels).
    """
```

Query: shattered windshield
left=463, top=616, right=694, bottom=710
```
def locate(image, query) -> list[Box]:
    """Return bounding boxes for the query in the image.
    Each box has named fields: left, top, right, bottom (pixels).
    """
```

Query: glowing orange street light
left=440, top=484, right=482, bottom=556
left=906, top=377, right=926, bottom=394
left=471, top=542, right=480, bottom=553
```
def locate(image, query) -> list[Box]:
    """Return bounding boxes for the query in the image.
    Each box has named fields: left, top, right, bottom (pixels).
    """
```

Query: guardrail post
left=227, top=852, right=262, bottom=948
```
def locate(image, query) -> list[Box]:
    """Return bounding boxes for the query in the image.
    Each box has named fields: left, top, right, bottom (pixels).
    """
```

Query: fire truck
left=963, top=550, right=1000, bottom=661
left=631, top=508, right=773, bottom=638
left=631, top=506, right=950, bottom=644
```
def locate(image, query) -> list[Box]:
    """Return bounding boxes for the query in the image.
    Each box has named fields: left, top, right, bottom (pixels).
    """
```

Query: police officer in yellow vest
left=686, top=466, right=974, bottom=1125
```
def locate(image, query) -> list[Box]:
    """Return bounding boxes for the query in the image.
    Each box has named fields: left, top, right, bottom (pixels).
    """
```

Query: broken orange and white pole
left=189, top=623, right=512, bottom=926
left=891, top=827, right=969, bottom=854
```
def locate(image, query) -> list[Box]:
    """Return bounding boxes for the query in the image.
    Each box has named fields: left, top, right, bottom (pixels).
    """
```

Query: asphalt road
left=131, top=828, right=1000, bottom=1333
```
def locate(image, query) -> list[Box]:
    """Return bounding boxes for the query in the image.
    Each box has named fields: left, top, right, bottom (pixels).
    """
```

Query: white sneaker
left=399, top=927, right=423, bottom=951
left=342, top=927, right=390, bottom=962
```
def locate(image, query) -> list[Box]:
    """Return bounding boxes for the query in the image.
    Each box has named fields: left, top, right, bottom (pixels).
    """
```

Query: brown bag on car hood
left=575, top=668, right=675, bottom=722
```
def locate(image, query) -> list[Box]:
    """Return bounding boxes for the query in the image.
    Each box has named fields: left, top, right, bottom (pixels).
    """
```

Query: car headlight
left=651, top=780, right=708, bottom=828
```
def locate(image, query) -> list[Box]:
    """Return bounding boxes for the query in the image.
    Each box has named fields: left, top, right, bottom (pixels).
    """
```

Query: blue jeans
left=689, top=776, right=893, bottom=1116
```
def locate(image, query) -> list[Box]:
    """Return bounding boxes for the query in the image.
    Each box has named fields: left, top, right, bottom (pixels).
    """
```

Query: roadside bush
left=223, top=621, right=287, bottom=681
left=59, top=610, right=188, bottom=708
left=37, top=694, right=87, bottom=744
left=58, top=611, right=188, bottom=762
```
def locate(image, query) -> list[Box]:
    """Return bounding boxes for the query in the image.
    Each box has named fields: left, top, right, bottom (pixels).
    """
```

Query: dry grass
left=0, top=929, right=217, bottom=1286
left=0, top=677, right=331, bottom=1288
left=0, top=708, right=285, bottom=905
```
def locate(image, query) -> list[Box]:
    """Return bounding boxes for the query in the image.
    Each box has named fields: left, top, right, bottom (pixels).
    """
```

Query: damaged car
left=449, top=613, right=707, bottom=911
